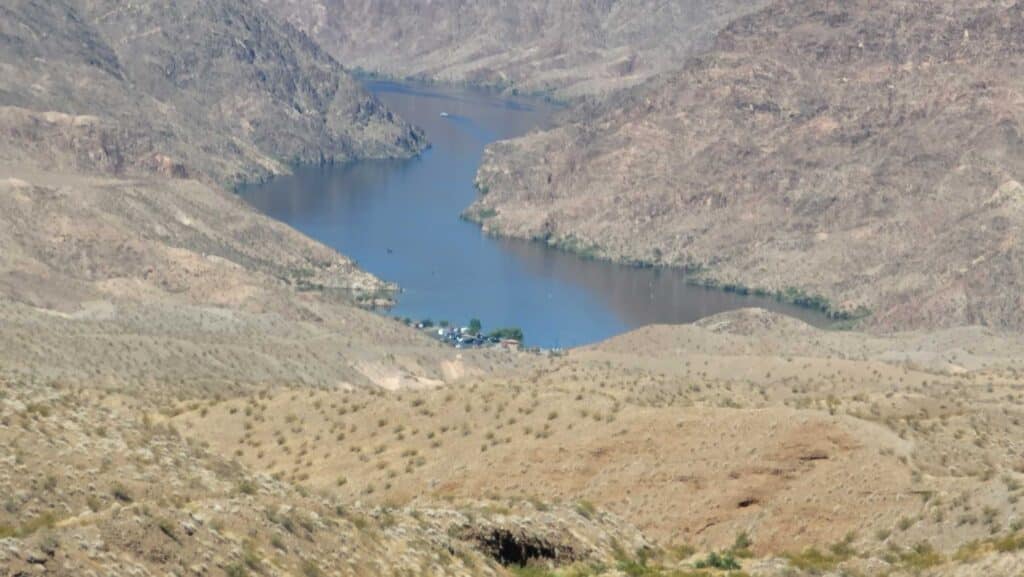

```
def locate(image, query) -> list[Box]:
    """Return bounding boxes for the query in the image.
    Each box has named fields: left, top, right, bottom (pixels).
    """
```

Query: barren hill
left=259, top=0, right=768, bottom=98
left=0, top=0, right=437, bottom=392
left=1, top=0, right=424, bottom=185
left=8, top=308, right=1024, bottom=575
left=175, top=309, right=1024, bottom=575
left=470, top=0, right=1024, bottom=331
left=7, top=2, right=1024, bottom=576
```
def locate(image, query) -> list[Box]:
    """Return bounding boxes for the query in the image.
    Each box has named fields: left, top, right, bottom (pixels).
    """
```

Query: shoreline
left=461, top=208, right=869, bottom=329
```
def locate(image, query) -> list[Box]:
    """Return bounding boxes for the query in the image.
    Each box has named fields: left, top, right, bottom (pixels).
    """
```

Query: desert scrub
left=784, top=548, right=846, bottom=572
left=694, top=551, right=741, bottom=571
left=0, top=511, right=61, bottom=538
left=157, top=518, right=180, bottom=543
left=886, top=542, right=943, bottom=570
left=300, top=560, right=323, bottom=577
left=237, top=479, right=258, bottom=495
left=730, top=532, right=753, bottom=558
left=550, top=234, right=600, bottom=260
left=994, top=531, right=1024, bottom=552
left=575, top=500, right=598, bottom=519
left=111, top=483, right=134, bottom=503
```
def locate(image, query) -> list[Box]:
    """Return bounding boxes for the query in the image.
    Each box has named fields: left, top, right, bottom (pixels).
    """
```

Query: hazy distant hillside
left=260, top=0, right=768, bottom=98
left=0, top=0, right=424, bottom=185
left=471, top=0, right=1024, bottom=330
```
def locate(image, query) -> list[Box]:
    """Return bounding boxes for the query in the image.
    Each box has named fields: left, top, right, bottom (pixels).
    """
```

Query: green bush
left=694, top=551, right=741, bottom=570
left=489, top=327, right=525, bottom=341
left=236, top=479, right=257, bottom=495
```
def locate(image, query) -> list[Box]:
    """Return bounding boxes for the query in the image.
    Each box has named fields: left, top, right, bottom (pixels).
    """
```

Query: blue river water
left=238, top=81, right=828, bottom=348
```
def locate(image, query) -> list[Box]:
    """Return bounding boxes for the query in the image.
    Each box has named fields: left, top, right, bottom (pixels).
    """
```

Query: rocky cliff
left=471, top=0, right=1024, bottom=330
left=0, top=0, right=430, bottom=380
left=1, top=0, right=425, bottom=185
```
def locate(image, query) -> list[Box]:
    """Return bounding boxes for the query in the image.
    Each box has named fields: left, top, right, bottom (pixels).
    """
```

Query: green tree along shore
left=398, top=316, right=525, bottom=343
left=487, top=327, right=524, bottom=341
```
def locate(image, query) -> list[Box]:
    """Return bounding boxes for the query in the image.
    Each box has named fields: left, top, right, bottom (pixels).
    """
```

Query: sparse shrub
left=893, top=541, right=943, bottom=570
left=111, top=484, right=133, bottom=503
left=731, top=531, right=753, bottom=557
left=784, top=546, right=852, bottom=572
left=575, top=500, right=597, bottom=519
left=694, top=551, right=740, bottom=570
left=157, top=518, right=179, bottom=543
left=300, top=560, right=322, bottom=577
left=242, top=541, right=262, bottom=570
left=994, top=532, right=1024, bottom=552
left=237, top=479, right=257, bottom=495
left=667, top=543, right=696, bottom=560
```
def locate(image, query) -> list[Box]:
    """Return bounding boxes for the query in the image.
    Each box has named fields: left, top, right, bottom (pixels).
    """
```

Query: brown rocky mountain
left=0, top=0, right=432, bottom=385
left=469, top=0, right=1024, bottom=330
left=1, top=0, right=424, bottom=186
left=259, top=0, right=769, bottom=98
left=8, top=1, right=1024, bottom=576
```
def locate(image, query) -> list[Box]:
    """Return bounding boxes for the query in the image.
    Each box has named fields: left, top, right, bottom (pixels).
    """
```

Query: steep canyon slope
left=0, top=0, right=436, bottom=387
left=8, top=2, right=1024, bottom=576
left=470, top=0, right=1024, bottom=330
left=1, top=0, right=424, bottom=185
left=259, top=0, right=769, bottom=98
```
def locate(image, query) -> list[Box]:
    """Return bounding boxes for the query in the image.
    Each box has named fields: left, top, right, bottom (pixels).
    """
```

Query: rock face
left=0, top=0, right=431, bottom=382
left=0, top=0, right=425, bottom=185
left=471, top=0, right=1024, bottom=330
left=259, top=0, right=769, bottom=98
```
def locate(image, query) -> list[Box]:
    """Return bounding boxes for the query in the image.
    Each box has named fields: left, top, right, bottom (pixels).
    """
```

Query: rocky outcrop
left=471, top=0, right=1024, bottom=330
left=0, top=0, right=428, bottom=327
left=0, top=0, right=425, bottom=185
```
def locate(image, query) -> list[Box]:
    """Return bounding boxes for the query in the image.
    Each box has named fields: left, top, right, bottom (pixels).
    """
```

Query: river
left=238, top=81, right=829, bottom=348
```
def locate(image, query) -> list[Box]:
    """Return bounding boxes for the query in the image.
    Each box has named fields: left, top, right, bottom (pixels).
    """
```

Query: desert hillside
left=169, top=309, right=1024, bottom=575
left=259, top=0, right=768, bottom=99
left=470, top=0, right=1024, bottom=330
left=6, top=1, right=1024, bottom=576
left=1, top=0, right=425, bottom=186
left=10, top=310, right=1024, bottom=576
left=0, top=0, right=455, bottom=411
left=0, top=374, right=651, bottom=577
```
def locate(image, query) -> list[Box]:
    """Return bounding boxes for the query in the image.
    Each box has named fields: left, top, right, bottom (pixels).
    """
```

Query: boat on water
left=439, top=112, right=450, bottom=117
